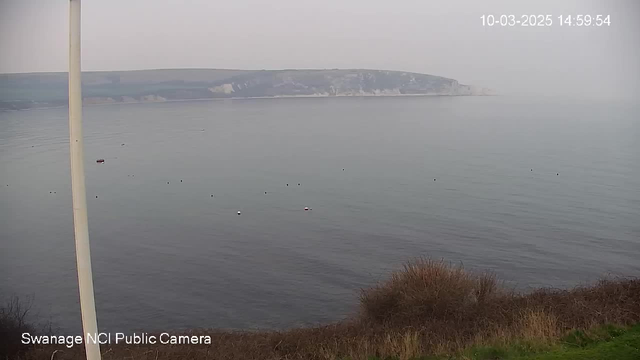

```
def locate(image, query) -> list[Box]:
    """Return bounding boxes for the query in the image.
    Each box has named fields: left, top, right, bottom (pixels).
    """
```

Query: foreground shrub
left=359, top=258, right=499, bottom=324
left=0, top=296, right=37, bottom=359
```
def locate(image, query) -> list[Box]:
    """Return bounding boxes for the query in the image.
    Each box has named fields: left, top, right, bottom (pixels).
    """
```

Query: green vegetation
left=362, top=324, right=640, bottom=359
left=447, top=324, right=640, bottom=360
left=9, top=258, right=640, bottom=359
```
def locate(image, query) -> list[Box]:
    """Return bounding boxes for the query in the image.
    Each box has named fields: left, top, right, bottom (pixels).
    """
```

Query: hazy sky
left=1, top=0, right=639, bottom=98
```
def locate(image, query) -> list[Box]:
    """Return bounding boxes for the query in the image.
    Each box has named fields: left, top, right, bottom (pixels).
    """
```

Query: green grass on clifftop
left=462, top=323, right=640, bottom=360
left=363, top=324, right=640, bottom=360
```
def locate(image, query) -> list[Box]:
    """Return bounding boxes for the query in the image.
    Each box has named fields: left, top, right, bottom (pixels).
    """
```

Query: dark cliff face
left=0, top=69, right=487, bottom=110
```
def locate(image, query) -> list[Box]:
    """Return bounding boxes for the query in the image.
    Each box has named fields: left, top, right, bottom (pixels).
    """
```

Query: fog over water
left=1, top=0, right=639, bottom=99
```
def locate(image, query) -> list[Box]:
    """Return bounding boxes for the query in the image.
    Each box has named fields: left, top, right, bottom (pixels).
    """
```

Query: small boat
left=96, top=159, right=105, bottom=163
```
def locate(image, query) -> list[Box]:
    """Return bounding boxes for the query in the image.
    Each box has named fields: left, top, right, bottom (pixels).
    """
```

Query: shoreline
left=6, top=259, right=639, bottom=360
left=1, top=93, right=497, bottom=112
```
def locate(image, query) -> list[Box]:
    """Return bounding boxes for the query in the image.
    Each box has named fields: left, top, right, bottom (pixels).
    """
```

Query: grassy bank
left=10, top=258, right=640, bottom=359
left=364, top=323, right=640, bottom=359
left=444, top=323, right=640, bottom=360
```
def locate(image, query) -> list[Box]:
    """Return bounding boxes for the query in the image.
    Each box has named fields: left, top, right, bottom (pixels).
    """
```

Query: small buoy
left=32, top=145, right=34, bottom=147
left=54, top=192, right=56, bottom=194
left=557, top=173, right=559, bottom=176
left=304, top=207, right=309, bottom=211
left=298, top=183, right=300, bottom=186
left=237, top=211, right=241, bottom=215
left=96, top=195, right=98, bottom=198
left=211, top=194, right=214, bottom=197
left=286, top=184, right=289, bottom=186
left=121, top=143, right=125, bottom=146
left=167, top=182, right=170, bottom=184
left=96, top=159, right=105, bottom=163
left=181, top=180, right=183, bottom=182
left=434, top=178, right=436, bottom=181
left=50, top=191, right=52, bottom=193
left=343, top=168, right=345, bottom=171
left=265, top=191, right=267, bottom=194
left=530, top=169, right=533, bottom=171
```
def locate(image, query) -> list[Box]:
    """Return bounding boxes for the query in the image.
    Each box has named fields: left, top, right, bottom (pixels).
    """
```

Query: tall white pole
left=69, top=1, right=101, bottom=359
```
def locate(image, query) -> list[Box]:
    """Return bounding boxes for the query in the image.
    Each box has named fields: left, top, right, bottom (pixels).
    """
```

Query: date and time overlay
left=480, top=14, right=611, bottom=27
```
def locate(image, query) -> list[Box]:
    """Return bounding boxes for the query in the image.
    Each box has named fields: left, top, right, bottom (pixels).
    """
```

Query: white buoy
left=237, top=211, right=241, bottom=215
left=304, top=207, right=309, bottom=211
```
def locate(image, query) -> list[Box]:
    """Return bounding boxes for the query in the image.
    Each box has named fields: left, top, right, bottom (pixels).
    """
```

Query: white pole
left=69, top=1, right=101, bottom=359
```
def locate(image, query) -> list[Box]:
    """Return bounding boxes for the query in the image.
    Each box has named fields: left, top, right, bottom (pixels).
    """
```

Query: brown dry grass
left=20, top=258, right=640, bottom=360
left=359, top=259, right=499, bottom=323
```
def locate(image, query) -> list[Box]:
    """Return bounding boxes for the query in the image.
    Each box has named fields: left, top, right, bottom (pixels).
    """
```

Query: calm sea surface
left=1, top=96, right=639, bottom=333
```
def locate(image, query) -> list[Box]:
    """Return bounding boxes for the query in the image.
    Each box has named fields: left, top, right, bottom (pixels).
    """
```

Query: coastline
left=1, top=92, right=498, bottom=112
left=8, top=259, right=639, bottom=360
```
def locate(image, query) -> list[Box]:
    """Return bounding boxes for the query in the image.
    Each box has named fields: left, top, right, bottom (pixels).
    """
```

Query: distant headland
left=0, top=68, right=496, bottom=110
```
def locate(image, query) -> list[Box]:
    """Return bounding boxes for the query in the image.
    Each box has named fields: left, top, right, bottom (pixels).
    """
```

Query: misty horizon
left=1, top=0, right=639, bottom=100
